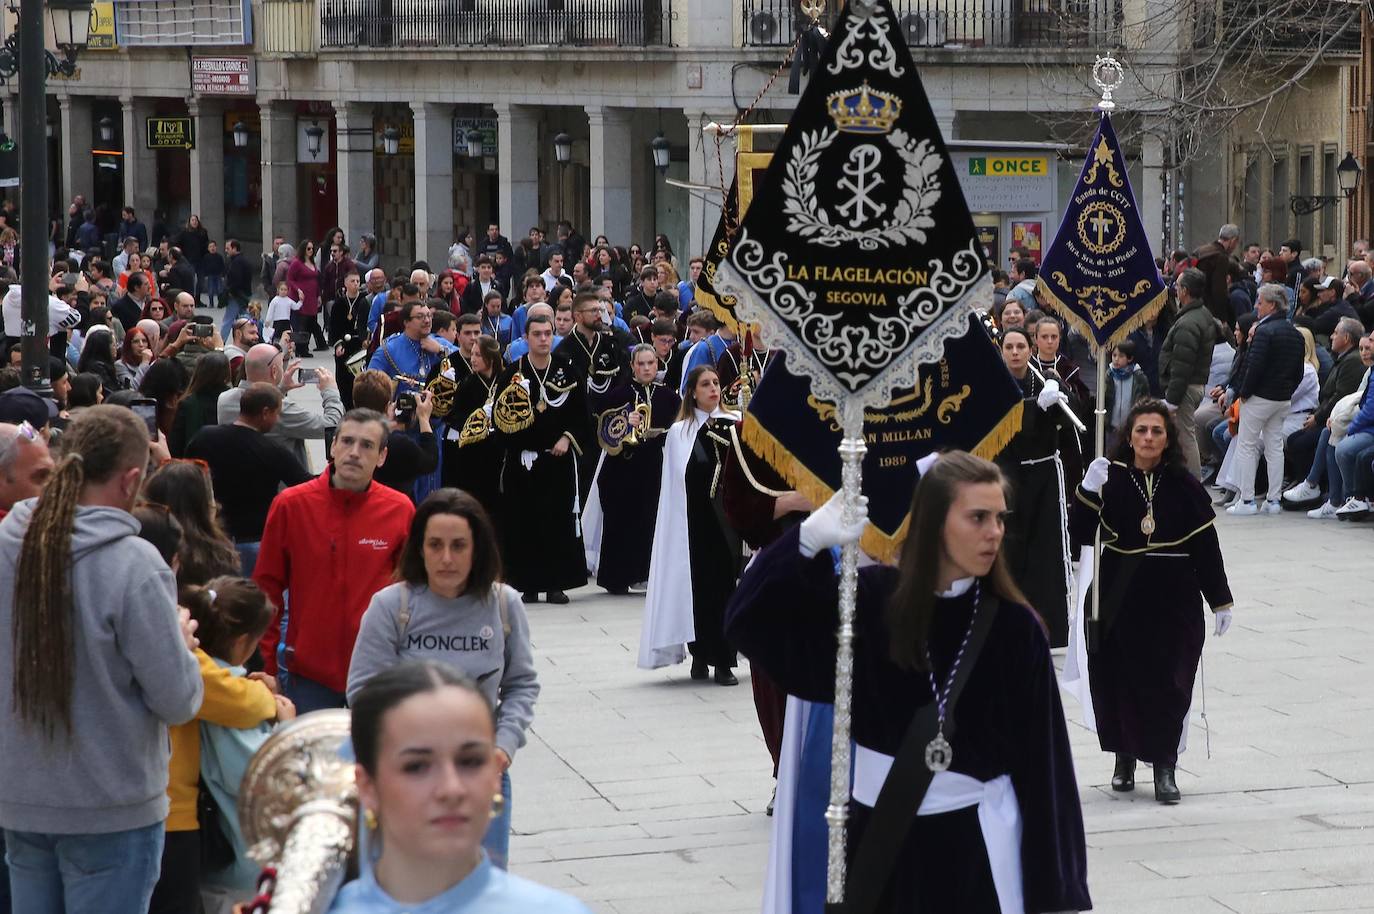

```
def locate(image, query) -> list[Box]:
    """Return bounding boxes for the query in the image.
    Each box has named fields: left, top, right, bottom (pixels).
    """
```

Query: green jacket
left=1159, top=300, right=1217, bottom=405
left=1315, top=344, right=1366, bottom=424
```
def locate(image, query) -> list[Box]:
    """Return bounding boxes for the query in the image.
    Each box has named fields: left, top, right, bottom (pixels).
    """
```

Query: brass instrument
left=597, top=401, right=652, bottom=456
left=458, top=401, right=493, bottom=447
left=425, top=355, right=461, bottom=416
left=493, top=372, right=534, bottom=434
left=239, top=710, right=356, bottom=914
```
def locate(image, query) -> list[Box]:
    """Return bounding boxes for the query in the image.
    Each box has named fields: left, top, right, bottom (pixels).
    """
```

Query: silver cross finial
left=1092, top=56, right=1124, bottom=110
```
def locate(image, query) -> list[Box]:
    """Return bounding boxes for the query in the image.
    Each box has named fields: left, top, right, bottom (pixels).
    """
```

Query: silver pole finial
left=1092, top=56, right=1124, bottom=110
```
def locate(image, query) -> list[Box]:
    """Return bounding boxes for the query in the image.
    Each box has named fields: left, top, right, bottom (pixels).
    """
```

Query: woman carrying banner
left=725, top=451, right=1090, bottom=914
left=638, top=365, right=743, bottom=685
left=1072, top=400, right=1233, bottom=803
left=995, top=327, right=1077, bottom=648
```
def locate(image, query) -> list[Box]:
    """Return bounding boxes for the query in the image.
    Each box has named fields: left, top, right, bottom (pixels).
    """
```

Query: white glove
left=798, top=491, right=869, bottom=558
left=1214, top=609, right=1232, bottom=637
left=1082, top=457, right=1110, bottom=494
left=519, top=450, right=539, bottom=472
left=1036, top=379, right=1063, bottom=412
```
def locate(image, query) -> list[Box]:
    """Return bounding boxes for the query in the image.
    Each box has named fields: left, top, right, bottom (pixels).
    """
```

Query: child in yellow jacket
left=148, top=577, right=295, bottom=914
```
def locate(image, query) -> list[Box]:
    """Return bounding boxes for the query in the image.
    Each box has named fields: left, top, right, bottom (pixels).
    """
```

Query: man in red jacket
left=254, top=408, right=415, bottom=711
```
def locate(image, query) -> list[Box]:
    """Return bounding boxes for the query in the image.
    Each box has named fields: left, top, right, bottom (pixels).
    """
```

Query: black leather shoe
left=714, top=668, right=739, bottom=686
left=546, top=590, right=570, bottom=604
left=690, top=658, right=709, bottom=680
left=603, top=585, right=629, bottom=596
left=522, top=591, right=541, bottom=604
left=1111, top=754, right=1136, bottom=792
left=1154, top=765, right=1180, bottom=803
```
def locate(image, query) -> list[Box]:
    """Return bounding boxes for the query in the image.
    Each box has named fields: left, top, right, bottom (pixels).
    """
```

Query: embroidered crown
left=826, top=81, right=902, bottom=134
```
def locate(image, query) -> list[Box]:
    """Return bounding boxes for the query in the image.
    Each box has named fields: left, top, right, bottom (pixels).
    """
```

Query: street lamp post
left=553, top=132, right=571, bottom=221
left=1290, top=152, right=1363, bottom=216
left=650, top=133, right=670, bottom=175
left=13, top=0, right=93, bottom=394
left=304, top=122, right=324, bottom=159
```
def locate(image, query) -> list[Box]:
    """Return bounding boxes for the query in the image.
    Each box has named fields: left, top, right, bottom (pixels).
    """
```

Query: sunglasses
left=0, top=422, right=41, bottom=463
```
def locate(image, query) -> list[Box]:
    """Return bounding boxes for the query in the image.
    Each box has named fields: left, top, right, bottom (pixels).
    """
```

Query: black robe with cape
left=1071, top=461, right=1233, bottom=766
left=996, top=370, right=1078, bottom=647
left=684, top=416, right=743, bottom=669
left=493, top=353, right=594, bottom=594
left=724, top=526, right=1091, bottom=913
left=595, top=380, right=680, bottom=592
left=442, top=368, right=502, bottom=523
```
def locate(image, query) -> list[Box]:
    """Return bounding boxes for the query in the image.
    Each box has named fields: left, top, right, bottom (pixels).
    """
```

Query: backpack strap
left=493, top=583, right=510, bottom=637
left=396, top=585, right=412, bottom=644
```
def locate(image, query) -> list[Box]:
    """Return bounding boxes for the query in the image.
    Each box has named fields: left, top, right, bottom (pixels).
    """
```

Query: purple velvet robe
left=1070, top=461, right=1234, bottom=767
left=724, top=526, right=1092, bottom=913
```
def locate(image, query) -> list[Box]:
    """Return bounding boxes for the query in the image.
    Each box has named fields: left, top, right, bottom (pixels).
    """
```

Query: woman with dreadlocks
left=0, top=405, right=203, bottom=914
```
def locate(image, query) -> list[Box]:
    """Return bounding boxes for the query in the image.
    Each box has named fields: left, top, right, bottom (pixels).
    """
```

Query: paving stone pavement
left=498, top=511, right=1374, bottom=914
left=296, top=389, right=1373, bottom=912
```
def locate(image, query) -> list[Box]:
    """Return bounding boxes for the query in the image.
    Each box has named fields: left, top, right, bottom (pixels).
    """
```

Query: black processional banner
left=713, top=0, right=991, bottom=405
left=696, top=178, right=744, bottom=335
left=1036, top=112, right=1166, bottom=351
left=742, top=315, right=1022, bottom=562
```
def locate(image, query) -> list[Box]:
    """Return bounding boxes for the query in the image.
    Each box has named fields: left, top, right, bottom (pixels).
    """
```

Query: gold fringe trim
left=739, top=397, right=1024, bottom=565
left=1035, top=277, right=1169, bottom=356
left=694, top=287, right=756, bottom=340
left=970, top=400, right=1024, bottom=462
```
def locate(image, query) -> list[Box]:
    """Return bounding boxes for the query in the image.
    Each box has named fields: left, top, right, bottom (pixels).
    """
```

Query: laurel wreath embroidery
left=782, top=127, right=942, bottom=250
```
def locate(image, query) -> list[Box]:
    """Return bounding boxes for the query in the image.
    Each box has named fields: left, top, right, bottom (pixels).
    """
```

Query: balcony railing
left=1199, top=0, right=1360, bottom=55
left=741, top=0, right=1119, bottom=49
left=319, top=0, right=672, bottom=49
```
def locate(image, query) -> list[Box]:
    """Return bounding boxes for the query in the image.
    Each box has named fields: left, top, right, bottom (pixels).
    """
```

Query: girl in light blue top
left=330, top=661, right=589, bottom=914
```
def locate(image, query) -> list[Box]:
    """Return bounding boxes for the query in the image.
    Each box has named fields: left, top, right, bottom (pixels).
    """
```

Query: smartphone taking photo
left=297, top=367, right=319, bottom=385
left=130, top=398, right=159, bottom=441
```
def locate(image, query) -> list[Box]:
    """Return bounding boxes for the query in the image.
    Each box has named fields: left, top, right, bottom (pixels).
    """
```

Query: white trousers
left=1234, top=395, right=1289, bottom=502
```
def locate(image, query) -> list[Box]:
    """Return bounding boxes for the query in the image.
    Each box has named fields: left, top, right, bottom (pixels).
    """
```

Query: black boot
left=522, top=591, right=541, bottom=604
left=1111, top=754, right=1136, bottom=792
left=1153, top=765, right=1180, bottom=803
left=546, top=590, right=570, bottom=605
left=690, top=658, right=709, bottom=680
left=714, top=667, right=739, bottom=686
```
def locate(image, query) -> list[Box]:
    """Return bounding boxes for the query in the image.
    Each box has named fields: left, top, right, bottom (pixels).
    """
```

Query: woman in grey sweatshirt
left=0, top=406, right=203, bottom=914
left=347, top=489, right=539, bottom=870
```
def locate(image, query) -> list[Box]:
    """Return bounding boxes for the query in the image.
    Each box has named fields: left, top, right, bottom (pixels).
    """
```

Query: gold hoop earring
left=490, top=794, right=505, bottom=820
left=364, top=808, right=378, bottom=830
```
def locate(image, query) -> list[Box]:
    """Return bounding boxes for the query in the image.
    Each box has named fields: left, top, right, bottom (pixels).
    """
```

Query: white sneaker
left=1283, top=480, right=1322, bottom=502
left=1307, top=502, right=1339, bottom=519
left=1226, top=500, right=1259, bottom=516
left=1260, top=500, right=1282, bottom=515
left=1335, top=497, right=1370, bottom=517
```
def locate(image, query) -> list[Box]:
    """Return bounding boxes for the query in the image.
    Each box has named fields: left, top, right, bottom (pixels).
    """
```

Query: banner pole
left=1090, top=353, right=1107, bottom=638
left=825, top=400, right=866, bottom=905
